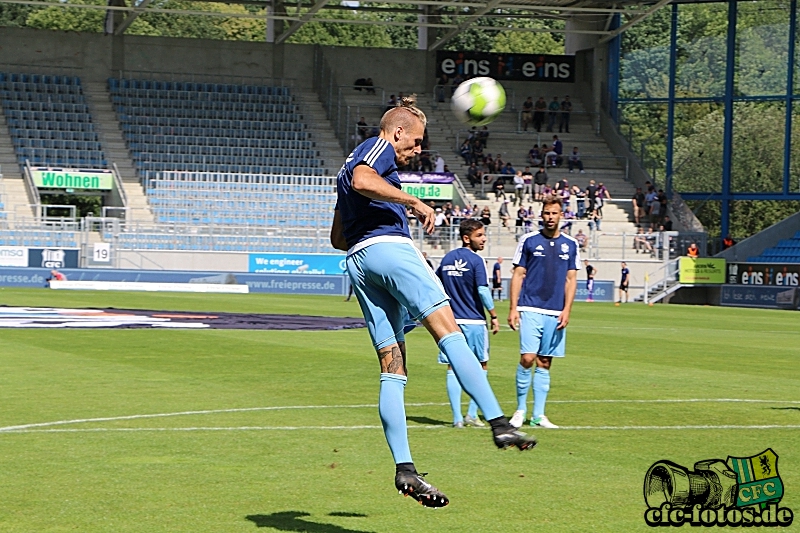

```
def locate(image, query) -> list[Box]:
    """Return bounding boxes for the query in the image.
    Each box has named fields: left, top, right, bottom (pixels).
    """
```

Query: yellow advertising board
left=679, top=257, right=726, bottom=284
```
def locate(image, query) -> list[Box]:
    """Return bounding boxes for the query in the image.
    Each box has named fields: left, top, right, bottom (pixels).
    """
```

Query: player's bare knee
left=519, top=353, right=536, bottom=368
left=536, top=356, right=552, bottom=370
left=377, top=343, right=407, bottom=376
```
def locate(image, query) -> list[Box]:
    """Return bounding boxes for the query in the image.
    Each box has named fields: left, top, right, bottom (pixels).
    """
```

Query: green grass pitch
left=0, top=288, right=798, bottom=532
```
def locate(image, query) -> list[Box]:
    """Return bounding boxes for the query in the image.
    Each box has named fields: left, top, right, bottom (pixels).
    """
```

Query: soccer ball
left=451, top=77, right=506, bottom=126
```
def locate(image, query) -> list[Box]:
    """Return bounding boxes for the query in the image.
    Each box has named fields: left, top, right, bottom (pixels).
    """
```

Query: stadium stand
left=110, top=79, right=325, bottom=177
left=748, top=232, right=800, bottom=262
left=0, top=228, right=77, bottom=247
left=1, top=73, right=107, bottom=169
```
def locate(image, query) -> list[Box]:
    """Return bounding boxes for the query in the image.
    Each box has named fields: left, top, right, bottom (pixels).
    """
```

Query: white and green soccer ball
left=450, top=77, right=506, bottom=126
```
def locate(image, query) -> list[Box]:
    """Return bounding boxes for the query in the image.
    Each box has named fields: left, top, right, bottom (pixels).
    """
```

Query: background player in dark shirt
left=584, top=259, right=595, bottom=302
left=619, top=262, right=630, bottom=303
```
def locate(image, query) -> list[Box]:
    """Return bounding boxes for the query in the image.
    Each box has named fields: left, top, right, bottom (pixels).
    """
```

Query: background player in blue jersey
left=329, top=97, right=536, bottom=509
left=619, top=261, right=630, bottom=303
left=436, top=219, right=500, bottom=428
left=508, top=195, right=579, bottom=429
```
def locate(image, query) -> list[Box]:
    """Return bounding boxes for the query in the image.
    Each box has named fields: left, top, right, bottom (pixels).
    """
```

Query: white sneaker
left=532, top=415, right=559, bottom=429
left=580, top=170, right=586, bottom=174
left=509, top=410, right=525, bottom=428
left=464, top=415, right=485, bottom=427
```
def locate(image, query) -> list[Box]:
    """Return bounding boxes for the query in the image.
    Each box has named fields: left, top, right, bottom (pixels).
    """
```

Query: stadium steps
left=294, top=89, right=343, bottom=169
left=0, top=107, right=35, bottom=220
left=83, top=82, right=154, bottom=225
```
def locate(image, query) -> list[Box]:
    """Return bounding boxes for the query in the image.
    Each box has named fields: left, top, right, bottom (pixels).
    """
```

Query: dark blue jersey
left=436, top=248, right=489, bottom=322
left=621, top=267, right=630, bottom=283
left=513, top=231, right=580, bottom=316
left=336, top=137, right=410, bottom=251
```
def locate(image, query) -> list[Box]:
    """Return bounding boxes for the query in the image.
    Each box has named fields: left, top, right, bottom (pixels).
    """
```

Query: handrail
left=22, top=159, right=41, bottom=209
left=643, top=257, right=680, bottom=305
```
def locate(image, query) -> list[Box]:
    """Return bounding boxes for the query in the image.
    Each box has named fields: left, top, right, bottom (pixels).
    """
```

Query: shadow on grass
left=770, top=407, right=800, bottom=411
left=246, top=512, right=372, bottom=532
left=406, top=415, right=449, bottom=426
left=328, top=512, right=367, bottom=518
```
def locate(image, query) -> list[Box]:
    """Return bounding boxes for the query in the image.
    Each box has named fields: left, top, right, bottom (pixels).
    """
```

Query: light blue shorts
left=347, top=241, right=449, bottom=349
left=438, top=323, right=489, bottom=365
left=519, top=311, right=566, bottom=357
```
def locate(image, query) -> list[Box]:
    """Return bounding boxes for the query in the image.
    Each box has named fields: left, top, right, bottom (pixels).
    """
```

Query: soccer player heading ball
left=508, top=196, right=580, bottom=430
left=330, top=96, right=537, bottom=508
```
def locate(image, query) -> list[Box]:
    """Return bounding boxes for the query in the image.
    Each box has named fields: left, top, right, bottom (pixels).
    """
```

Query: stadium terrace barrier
left=0, top=267, right=347, bottom=295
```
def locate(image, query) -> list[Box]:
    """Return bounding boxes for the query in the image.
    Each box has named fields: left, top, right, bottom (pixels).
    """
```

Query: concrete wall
left=716, top=211, right=800, bottom=262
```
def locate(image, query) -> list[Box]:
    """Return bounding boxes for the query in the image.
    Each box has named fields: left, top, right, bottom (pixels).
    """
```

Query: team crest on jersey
left=442, top=259, right=470, bottom=277
left=561, top=243, right=569, bottom=253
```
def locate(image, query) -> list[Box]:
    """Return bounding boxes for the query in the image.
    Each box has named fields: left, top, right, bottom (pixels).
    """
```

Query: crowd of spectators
left=521, top=95, right=572, bottom=133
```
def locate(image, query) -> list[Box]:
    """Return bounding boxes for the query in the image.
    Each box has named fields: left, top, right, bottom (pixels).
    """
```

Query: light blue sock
left=466, top=369, right=487, bottom=419
left=379, top=373, right=412, bottom=464
left=516, top=364, right=532, bottom=412
left=446, top=370, right=463, bottom=424
left=532, top=367, right=551, bottom=421
left=438, top=332, right=502, bottom=420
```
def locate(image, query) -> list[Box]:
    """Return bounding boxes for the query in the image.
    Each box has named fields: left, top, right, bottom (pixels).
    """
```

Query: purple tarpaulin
left=398, top=172, right=455, bottom=184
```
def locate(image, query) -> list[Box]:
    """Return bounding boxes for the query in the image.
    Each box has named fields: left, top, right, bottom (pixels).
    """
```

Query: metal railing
left=114, top=69, right=296, bottom=87
left=517, top=109, right=601, bottom=136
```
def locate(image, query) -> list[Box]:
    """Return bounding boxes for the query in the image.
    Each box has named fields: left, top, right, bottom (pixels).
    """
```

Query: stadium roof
left=0, top=0, right=673, bottom=50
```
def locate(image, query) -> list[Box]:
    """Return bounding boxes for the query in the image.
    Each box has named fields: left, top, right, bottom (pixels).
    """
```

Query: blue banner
left=28, top=248, right=80, bottom=269
left=0, top=267, right=347, bottom=295
left=248, top=253, right=347, bottom=275
left=720, top=285, right=800, bottom=310
left=576, top=280, right=615, bottom=302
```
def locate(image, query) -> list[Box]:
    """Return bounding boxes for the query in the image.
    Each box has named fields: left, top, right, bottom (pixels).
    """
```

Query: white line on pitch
left=4, top=424, right=800, bottom=434
left=1, top=398, right=798, bottom=433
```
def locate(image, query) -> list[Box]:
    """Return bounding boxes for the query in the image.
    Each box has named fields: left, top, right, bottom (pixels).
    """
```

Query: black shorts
left=620, top=282, right=629, bottom=291
left=493, top=280, right=502, bottom=289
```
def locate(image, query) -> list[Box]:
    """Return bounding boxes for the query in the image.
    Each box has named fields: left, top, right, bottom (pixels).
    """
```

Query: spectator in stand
left=460, top=139, right=472, bottom=165
left=520, top=166, right=533, bottom=202
left=521, top=97, right=534, bottom=131
left=472, top=139, right=484, bottom=164
left=645, top=227, right=658, bottom=256
left=687, top=242, right=699, bottom=257
left=370, top=123, right=379, bottom=138
left=357, top=116, right=369, bottom=142
left=534, top=165, right=548, bottom=201
left=501, top=162, right=516, bottom=176
left=649, top=191, right=661, bottom=227
left=598, top=182, right=611, bottom=200
left=386, top=94, right=397, bottom=111
left=451, top=204, right=463, bottom=222
left=573, top=184, right=586, bottom=218
left=451, top=73, right=464, bottom=95
left=568, top=147, right=585, bottom=173
left=524, top=205, right=535, bottom=233
left=494, top=154, right=505, bottom=174
left=492, top=256, right=503, bottom=300
left=561, top=208, right=575, bottom=235
left=435, top=153, right=446, bottom=173
left=478, top=126, right=490, bottom=149
left=480, top=206, right=492, bottom=227
left=419, top=151, right=432, bottom=172
left=498, top=199, right=512, bottom=229
left=512, top=171, right=525, bottom=204
left=633, top=226, right=651, bottom=255
left=545, top=135, right=563, bottom=167
left=644, top=186, right=658, bottom=227
left=533, top=96, right=547, bottom=132
left=515, top=205, right=527, bottom=239
left=528, top=144, right=543, bottom=167
left=422, top=251, right=435, bottom=270
left=586, top=179, right=598, bottom=215
left=575, top=228, right=588, bottom=252
left=547, top=96, right=560, bottom=132
left=657, top=189, right=668, bottom=225
left=632, top=187, right=646, bottom=226
left=436, top=74, right=448, bottom=102
left=722, top=234, right=735, bottom=250
left=559, top=180, right=571, bottom=212
left=588, top=204, right=602, bottom=232
left=432, top=207, right=449, bottom=249
left=467, top=163, right=479, bottom=187
left=663, top=215, right=673, bottom=232
left=484, top=154, right=494, bottom=174
left=559, top=95, right=572, bottom=133
left=492, top=175, right=506, bottom=202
